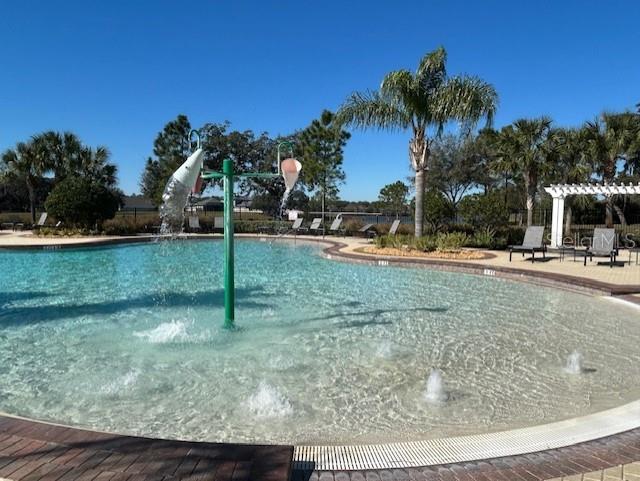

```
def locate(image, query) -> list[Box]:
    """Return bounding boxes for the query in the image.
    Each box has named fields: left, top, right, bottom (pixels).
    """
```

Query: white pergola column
left=550, top=195, right=565, bottom=248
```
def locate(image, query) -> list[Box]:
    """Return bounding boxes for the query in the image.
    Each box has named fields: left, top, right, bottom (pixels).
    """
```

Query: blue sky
left=1, top=1, right=638, bottom=200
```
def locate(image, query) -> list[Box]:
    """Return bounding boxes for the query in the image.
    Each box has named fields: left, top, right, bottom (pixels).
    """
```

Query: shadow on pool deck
left=0, top=415, right=293, bottom=480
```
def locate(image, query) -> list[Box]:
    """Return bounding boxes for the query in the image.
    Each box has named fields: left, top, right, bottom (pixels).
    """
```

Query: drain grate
left=293, top=398, right=640, bottom=470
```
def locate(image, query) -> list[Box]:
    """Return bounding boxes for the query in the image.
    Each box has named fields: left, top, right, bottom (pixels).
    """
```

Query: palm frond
left=335, top=90, right=412, bottom=131
left=431, top=75, right=498, bottom=129
left=381, top=69, right=422, bottom=117
left=416, top=46, right=447, bottom=93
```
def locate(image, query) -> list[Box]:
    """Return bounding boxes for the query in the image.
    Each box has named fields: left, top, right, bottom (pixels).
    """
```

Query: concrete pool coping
left=1, top=232, right=640, bottom=474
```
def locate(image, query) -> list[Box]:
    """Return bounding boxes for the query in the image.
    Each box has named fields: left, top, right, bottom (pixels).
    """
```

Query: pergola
left=544, top=183, right=640, bottom=248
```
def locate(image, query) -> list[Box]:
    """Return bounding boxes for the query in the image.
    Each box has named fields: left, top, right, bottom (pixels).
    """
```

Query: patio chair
left=358, top=223, right=377, bottom=238
left=214, top=216, right=224, bottom=233
left=328, top=216, right=345, bottom=236
left=574, top=228, right=620, bottom=268
left=508, top=226, right=546, bottom=263
left=257, top=223, right=274, bottom=235
left=388, top=219, right=401, bottom=235
left=35, top=213, right=48, bottom=227
left=299, top=217, right=322, bottom=235
left=187, top=215, right=201, bottom=232
left=290, top=217, right=304, bottom=235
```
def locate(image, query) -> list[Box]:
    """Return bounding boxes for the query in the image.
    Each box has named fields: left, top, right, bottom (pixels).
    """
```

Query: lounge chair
left=35, top=212, right=48, bottom=227
left=388, top=219, right=401, bottom=235
left=299, top=217, right=322, bottom=235
left=574, top=228, right=620, bottom=267
left=290, top=218, right=304, bottom=235
left=257, top=223, right=273, bottom=235
left=214, top=217, right=224, bottom=233
left=508, top=226, right=546, bottom=263
left=187, top=215, right=201, bottom=232
left=358, top=223, right=377, bottom=238
left=328, top=217, right=345, bottom=236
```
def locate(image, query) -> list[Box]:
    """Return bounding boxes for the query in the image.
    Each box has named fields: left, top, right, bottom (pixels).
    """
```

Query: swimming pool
left=0, top=239, right=639, bottom=445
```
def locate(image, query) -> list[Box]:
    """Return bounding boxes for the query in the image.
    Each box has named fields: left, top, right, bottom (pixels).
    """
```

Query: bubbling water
left=134, top=320, right=189, bottom=344
left=425, top=368, right=448, bottom=403
left=246, top=382, right=293, bottom=418
left=564, top=350, right=584, bottom=374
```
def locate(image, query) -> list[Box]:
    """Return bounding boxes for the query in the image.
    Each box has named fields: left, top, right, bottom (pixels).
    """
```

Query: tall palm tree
left=492, top=117, right=559, bottom=227
left=582, top=112, right=640, bottom=226
left=550, top=128, right=592, bottom=233
left=336, top=47, right=497, bottom=236
left=1, top=136, right=52, bottom=223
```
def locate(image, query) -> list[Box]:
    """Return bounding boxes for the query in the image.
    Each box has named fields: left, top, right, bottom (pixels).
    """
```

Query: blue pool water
left=0, top=239, right=639, bottom=445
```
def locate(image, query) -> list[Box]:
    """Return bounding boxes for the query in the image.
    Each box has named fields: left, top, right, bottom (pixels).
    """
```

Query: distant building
left=120, top=195, right=156, bottom=212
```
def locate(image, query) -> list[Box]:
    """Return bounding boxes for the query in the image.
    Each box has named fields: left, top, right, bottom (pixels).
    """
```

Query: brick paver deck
left=0, top=416, right=293, bottom=481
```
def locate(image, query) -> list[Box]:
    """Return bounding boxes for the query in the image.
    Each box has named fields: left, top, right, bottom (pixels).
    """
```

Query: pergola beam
left=543, top=183, right=640, bottom=248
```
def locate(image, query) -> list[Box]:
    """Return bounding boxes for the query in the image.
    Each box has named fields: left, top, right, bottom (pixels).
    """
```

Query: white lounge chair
left=214, top=217, right=224, bottom=232
left=36, top=213, right=48, bottom=227
left=388, top=219, right=401, bottom=235
left=328, top=217, right=345, bottom=236
left=188, top=215, right=201, bottom=232
left=299, top=217, right=322, bottom=235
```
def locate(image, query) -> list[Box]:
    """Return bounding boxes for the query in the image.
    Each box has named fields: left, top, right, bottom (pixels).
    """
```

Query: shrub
left=472, top=226, right=496, bottom=248
left=435, top=232, right=469, bottom=252
left=45, top=177, right=121, bottom=228
left=414, top=235, right=437, bottom=252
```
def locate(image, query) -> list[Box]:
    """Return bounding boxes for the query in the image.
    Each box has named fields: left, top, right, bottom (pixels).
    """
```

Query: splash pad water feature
left=166, top=134, right=300, bottom=329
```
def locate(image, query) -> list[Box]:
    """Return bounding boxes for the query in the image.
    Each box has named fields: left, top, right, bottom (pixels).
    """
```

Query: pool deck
left=1, top=230, right=640, bottom=480
left=0, top=415, right=293, bottom=481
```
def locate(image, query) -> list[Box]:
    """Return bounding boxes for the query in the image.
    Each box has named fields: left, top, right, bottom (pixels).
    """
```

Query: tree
left=336, top=47, right=497, bottom=237
left=297, top=110, right=350, bottom=224
left=140, top=114, right=192, bottom=205
left=421, top=189, right=452, bottom=232
left=45, top=176, right=121, bottom=228
left=547, top=128, right=592, bottom=232
left=459, top=190, right=509, bottom=228
left=427, top=133, right=484, bottom=217
left=582, top=112, right=640, bottom=226
left=378, top=181, right=409, bottom=218
left=491, top=117, right=559, bottom=227
left=1, top=135, right=52, bottom=223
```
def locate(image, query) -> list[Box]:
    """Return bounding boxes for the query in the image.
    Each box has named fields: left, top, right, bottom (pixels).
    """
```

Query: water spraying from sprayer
left=424, top=368, right=448, bottom=403
left=564, top=350, right=584, bottom=374
left=159, top=131, right=205, bottom=235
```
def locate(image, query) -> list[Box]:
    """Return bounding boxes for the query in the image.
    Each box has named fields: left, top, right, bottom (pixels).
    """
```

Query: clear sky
left=1, top=1, right=638, bottom=200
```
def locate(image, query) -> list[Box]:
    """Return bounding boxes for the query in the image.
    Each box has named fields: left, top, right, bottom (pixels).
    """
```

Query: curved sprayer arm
left=276, top=141, right=295, bottom=176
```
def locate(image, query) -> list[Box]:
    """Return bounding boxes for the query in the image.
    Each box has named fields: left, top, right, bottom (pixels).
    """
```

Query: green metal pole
left=223, top=158, right=235, bottom=329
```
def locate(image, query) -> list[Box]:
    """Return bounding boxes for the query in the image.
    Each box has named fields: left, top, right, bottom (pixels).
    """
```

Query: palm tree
left=1, top=136, right=52, bottom=223
left=582, top=112, right=640, bottom=227
left=35, top=131, right=83, bottom=180
left=336, top=47, right=497, bottom=236
left=550, top=128, right=592, bottom=233
left=77, top=146, right=118, bottom=187
left=492, top=117, right=559, bottom=227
